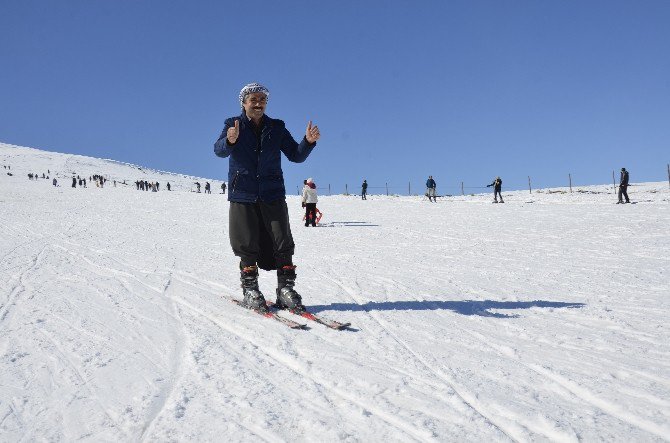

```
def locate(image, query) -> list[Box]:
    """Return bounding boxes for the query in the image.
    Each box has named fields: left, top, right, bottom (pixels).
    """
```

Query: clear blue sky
left=1, top=0, right=668, bottom=194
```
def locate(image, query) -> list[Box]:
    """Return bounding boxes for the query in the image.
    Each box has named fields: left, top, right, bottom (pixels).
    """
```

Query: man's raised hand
left=306, top=121, right=320, bottom=144
left=227, top=120, right=240, bottom=144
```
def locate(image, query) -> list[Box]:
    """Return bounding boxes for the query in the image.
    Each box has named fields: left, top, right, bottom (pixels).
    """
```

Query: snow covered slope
left=1, top=143, right=669, bottom=442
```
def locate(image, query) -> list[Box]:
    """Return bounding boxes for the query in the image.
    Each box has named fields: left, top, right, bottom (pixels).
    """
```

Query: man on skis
left=487, top=177, right=504, bottom=203
left=214, top=82, right=320, bottom=314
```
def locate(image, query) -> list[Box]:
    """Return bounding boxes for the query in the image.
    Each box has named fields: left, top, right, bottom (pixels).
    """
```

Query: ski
left=267, top=302, right=351, bottom=330
left=225, top=296, right=307, bottom=330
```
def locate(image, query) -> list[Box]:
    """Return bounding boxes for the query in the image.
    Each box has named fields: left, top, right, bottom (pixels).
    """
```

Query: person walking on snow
left=214, top=82, right=320, bottom=314
left=426, top=176, right=437, bottom=202
left=302, top=178, right=318, bottom=227
left=487, top=177, right=504, bottom=203
left=617, top=167, right=630, bottom=204
left=361, top=179, right=368, bottom=200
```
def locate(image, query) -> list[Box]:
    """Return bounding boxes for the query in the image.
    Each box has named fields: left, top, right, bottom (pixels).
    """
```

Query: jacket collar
left=240, top=112, right=271, bottom=129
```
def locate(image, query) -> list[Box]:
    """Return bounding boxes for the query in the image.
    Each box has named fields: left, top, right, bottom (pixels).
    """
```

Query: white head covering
left=239, top=82, right=270, bottom=107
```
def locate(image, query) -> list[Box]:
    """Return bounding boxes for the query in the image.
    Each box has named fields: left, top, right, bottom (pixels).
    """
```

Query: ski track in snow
left=314, top=269, right=518, bottom=441
left=1, top=143, right=669, bottom=442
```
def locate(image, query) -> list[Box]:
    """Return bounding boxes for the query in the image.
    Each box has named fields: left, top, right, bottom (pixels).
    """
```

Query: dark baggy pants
left=304, top=203, right=317, bottom=227
left=229, top=199, right=295, bottom=270
left=494, top=189, right=503, bottom=202
left=618, top=185, right=629, bottom=203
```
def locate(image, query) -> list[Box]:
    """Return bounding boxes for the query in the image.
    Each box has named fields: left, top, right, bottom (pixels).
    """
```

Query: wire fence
left=295, top=165, right=670, bottom=196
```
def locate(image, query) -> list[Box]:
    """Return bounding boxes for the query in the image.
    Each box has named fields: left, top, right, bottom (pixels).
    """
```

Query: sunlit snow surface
left=1, top=143, right=669, bottom=442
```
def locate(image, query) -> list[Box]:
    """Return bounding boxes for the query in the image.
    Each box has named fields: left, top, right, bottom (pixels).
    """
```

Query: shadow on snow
left=317, top=221, right=380, bottom=227
left=309, top=299, right=586, bottom=318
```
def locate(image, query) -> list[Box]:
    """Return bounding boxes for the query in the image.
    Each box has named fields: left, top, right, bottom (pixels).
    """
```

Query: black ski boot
left=275, top=265, right=306, bottom=313
left=240, top=265, right=268, bottom=313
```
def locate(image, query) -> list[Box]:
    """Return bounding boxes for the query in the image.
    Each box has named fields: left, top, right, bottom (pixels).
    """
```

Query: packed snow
left=1, top=142, right=669, bottom=442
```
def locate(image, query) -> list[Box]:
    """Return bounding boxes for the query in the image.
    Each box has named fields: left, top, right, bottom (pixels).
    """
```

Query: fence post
left=528, top=176, right=532, bottom=194
left=345, top=183, right=348, bottom=195
left=386, top=182, right=389, bottom=196
left=461, top=181, right=464, bottom=195
left=569, top=174, right=572, bottom=193
left=328, top=184, right=331, bottom=196
left=612, top=171, right=616, bottom=194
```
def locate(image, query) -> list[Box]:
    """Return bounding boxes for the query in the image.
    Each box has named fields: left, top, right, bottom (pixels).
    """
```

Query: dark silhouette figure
left=426, top=176, right=436, bottom=202
left=618, top=168, right=630, bottom=204
left=487, top=177, right=504, bottom=203
left=361, top=180, right=368, bottom=200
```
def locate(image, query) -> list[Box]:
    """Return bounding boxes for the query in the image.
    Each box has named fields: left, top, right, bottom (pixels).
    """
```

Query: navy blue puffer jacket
left=214, top=113, right=316, bottom=203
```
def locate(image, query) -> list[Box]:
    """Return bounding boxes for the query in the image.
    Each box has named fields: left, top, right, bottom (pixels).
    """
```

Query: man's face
left=243, top=92, right=267, bottom=119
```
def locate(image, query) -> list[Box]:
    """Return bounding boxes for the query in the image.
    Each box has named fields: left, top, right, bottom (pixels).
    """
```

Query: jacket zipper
left=231, top=171, right=240, bottom=194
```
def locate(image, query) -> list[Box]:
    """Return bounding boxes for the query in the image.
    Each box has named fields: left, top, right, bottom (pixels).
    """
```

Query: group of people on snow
left=135, top=180, right=161, bottom=191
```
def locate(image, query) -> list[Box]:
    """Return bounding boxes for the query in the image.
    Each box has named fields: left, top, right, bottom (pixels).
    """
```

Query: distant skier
left=214, top=82, right=320, bottom=314
left=302, top=178, right=318, bottom=227
left=361, top=180, right=368, bottom=200
left=205, top=182, right=211, bottom=194
left=167, top=182, right=171, bottom=191
left=72, top=176, right=77, bottom=188
left=617, top=168, right=630, bottom=204
left=487, top=177, right=504, bottom=203
left=52, top=178, right=58, bottom=187
left=221, top=182, right=226, bottom=194
left=426, top=176, right=437, bottom=202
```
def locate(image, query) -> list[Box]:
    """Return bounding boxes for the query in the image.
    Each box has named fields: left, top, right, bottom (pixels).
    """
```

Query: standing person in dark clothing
left=361, top=180, right=368, bottom=200
left=221, top=182, right=226, bottom=194
left=72, top=177, right=77, bottom=188
left=167, top=182, right=171, bottom=191
left=487, top=177, right=504, bottom=203
left=214, top=82, right=320, bottom=313
left=426, top=176, right=437, bottom=202
left=205, top=182, right=211, bottom=194
left=618, top=167, right=630, bottom=204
